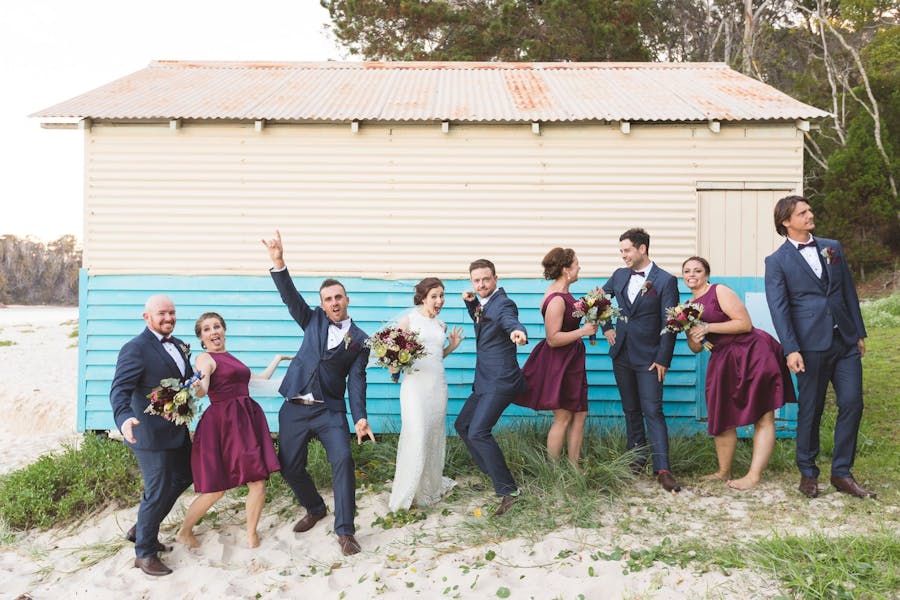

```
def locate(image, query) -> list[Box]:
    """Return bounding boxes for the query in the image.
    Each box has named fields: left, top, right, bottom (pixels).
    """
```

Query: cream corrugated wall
left=82, top=121, right=803, bottom=277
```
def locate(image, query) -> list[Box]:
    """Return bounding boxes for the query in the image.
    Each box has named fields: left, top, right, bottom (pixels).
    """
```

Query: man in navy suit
left=456, top=258, right=528, bottom=516
left=110, top=295, right=194, bottom=576
left=262, top=230, right=374, bottom=555
left=764, top=195, right=873, bottom=499
left=602, top=228, right=681, bottom=492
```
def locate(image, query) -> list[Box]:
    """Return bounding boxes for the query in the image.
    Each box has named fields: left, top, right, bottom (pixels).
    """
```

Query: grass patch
left=0, top=434, right=141, bottom=530
left=860, top=293, right=900, bottom=328
left=0, top=340, right=14, bottom=347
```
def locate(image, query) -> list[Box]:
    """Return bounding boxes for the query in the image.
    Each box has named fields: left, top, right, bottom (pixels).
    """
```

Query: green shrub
left=0, top=434, right=141, bottom=530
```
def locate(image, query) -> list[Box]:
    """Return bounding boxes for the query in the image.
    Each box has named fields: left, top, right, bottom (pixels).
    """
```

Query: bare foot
left=702, top=472, right=729, bottom=482
left=727, top=475, right=760, bottom=491
left=176, top=531, right=200, bottom=548
left=248, top=532, right=260, bottom=548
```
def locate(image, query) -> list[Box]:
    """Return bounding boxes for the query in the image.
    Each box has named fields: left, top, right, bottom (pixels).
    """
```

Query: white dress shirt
left=153, top=330, right=186, bottom=374
left=627, top=262, right=655, bottom=303
left=790, top=235, right=822, bottom=278
left=327, top=319, right=351, bottom=350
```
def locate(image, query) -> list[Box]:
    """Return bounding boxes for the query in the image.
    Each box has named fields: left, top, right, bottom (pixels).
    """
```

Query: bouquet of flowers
left=365, top=326, right=427, bottom=382
left=572, top=287, right=621, bottom=345
left=145, top=371, right=203, bottom=426
left=661, top=301, right=714, bottom=351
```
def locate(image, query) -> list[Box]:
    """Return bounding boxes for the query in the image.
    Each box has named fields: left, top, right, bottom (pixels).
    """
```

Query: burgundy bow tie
left=160, top=336, right=174, bottom=344
left=797, top=240, right=817, bottom=250
left=631, top=270, right=645, bottom=277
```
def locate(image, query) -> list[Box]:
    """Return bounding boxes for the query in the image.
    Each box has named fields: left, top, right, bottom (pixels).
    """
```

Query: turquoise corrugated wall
left=78, top=270, right=797, bottom=437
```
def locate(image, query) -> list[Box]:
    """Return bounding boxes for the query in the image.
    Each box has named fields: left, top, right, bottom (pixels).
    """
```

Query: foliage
left=0, top=234, right=81, bottom=305
left=0, top=434, right=140, bottom=530
left=320, top=0, right=653, bottom=61
left=861, top=293, right=900, bottom=327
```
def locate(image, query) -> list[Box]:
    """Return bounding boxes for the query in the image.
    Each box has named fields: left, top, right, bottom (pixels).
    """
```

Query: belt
left=288, top=397, right=325, bottom=406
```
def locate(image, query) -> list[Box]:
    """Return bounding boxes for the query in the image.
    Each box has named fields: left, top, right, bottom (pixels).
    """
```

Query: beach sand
left=1, top=305, right=880, bottom=599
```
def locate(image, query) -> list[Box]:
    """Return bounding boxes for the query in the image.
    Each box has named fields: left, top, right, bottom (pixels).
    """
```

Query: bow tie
left=631, top=270, right=646, bottom=277
left=160, top=336, right=174, bottom=344
left=330, top=321, right=345, bottom=329
left=797, top=240, right=817, bottom=250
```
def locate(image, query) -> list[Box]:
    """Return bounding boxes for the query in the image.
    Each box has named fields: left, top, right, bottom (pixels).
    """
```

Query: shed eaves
left=32, top=60, right=830, bottom=123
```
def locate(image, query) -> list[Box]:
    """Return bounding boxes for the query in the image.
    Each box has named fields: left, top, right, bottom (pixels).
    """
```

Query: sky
left=0, top=0, right=345, bottom=242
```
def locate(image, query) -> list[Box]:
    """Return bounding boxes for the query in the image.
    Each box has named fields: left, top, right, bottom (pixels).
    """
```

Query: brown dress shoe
left=134, top=556, right=173, bottom=576
left=292, top=509, right=327, bottom=533
left=798, top=475, right=819, bottom=498
left=657, top=470, right=681, bottom=493
left=493, top=494, right=519, bottom=517
left=830, top=476, right=876, bottom=499
left=125, top=525, right=173, bottom=553
left=337, top=534, right=361, bottom=556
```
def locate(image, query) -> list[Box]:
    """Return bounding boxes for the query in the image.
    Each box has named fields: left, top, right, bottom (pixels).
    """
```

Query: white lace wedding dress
left=388, top=309, right=456, bottom=511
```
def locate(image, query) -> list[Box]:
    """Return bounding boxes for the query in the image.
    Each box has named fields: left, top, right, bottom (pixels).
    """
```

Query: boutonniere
left=641, top=281, right=654, bottom=296
left=179, top=343, right=191, bottom=359
left=474, top=304, right=484, bottom=323
left=820, top=247, right=839, bottom=264
left=343, top=332, right=353, bottom=350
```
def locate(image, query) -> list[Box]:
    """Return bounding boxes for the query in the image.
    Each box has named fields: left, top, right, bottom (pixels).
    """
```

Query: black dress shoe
left=830, top=476, right=876, bottom=499
left=657, top=470, right=681, bottom=493
left=134, top=556, right=173, bottom=576
left=125, top=525, right=172, bottom=552
left=337, top=534, right=361, bottom=556
left=493, top=494, right=519, bottom=516
left=798, top=475, right=819, bottom=498
left=293, top=509, right=327, bottom=533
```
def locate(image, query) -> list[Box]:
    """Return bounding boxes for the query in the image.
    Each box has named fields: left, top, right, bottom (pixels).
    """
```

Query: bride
left=389, top=277, right=463, bottom=512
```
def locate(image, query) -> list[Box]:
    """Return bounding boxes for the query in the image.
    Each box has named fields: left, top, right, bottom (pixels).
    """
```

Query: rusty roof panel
left=32, top=61, right=829, bottom=122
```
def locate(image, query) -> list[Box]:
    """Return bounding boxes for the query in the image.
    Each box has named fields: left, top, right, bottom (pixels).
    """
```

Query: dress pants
left=612, top=359, right=671, bottom=473
left=278, top=402, right=356, bottom=535
left=132, top=445, right=193, bottom=558
left=455, top=390, right=517, bottom=496
left=795, top=331, right=863, bottom=478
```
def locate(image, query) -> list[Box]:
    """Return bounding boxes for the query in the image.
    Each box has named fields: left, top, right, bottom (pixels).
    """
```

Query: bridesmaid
left=681, top=257, right=796, bottom=490
left=515, top=248, right=597, bottom=465
left=176, top=312, right=288, bottom=548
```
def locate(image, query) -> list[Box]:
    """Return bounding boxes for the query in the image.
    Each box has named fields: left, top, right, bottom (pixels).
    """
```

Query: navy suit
left=110, top=328, right=193, bottom=559
left=602, top=265, right=678, bottom=472
left=765, top=237, right=866, bottom=478
left=271, top=268, right=369, bottom=535
left=455, top=288, right=526, bottom=496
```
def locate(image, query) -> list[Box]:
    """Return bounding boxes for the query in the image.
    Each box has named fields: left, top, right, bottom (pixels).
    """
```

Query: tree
left=320, top=0, right=654, bottom=61
left=0, top=235, right=81, bottom=305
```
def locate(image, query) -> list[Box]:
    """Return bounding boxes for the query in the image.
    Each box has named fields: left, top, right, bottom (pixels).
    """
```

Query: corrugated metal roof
left=32, top=60, right=829, bottom=123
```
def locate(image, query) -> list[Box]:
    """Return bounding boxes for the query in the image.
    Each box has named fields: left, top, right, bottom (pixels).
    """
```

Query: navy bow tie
left=160, top=336, right=174, bottom=344
left=631, top=270, right=646, bottom=277
left=797, top=240, right=817, bottom=250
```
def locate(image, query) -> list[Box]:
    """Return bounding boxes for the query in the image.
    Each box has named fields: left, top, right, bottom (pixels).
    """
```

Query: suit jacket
left=271, top=268, right=369, bottom=424
left=464, top=287, right=527, bottom=395
left=109, top=328, right=193, bottom=450
left=601, top=265, right=678, bottom=368
left=764, top=237, right=866, bottom=355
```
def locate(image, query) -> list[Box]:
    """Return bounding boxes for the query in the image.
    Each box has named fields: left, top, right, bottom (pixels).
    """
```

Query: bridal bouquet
left=145, top=371, right=203, bottom=426
left=661, top=301, right=714, bottom=350
left=366, top=326, right=427, bottom=382
left=572, top=287, right=621, bottom=345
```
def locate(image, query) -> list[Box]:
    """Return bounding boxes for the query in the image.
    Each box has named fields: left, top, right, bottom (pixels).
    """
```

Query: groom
left=262, top=230, right=374, bottom=555
left=457, top=258, right=528, bottom=516
left=601, top=228, right=681, bottom=492
left=764, top=195, right=873, bottom=499
left=109, top=294, right=193, bottom=576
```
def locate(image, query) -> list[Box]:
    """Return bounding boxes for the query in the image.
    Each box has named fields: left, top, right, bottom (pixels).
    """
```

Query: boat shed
left=32, top=60, right=828, bottom=435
